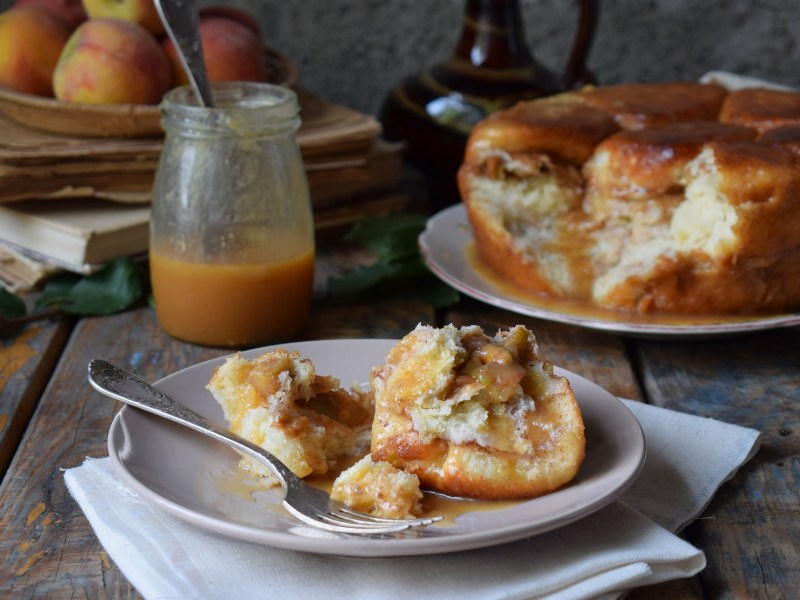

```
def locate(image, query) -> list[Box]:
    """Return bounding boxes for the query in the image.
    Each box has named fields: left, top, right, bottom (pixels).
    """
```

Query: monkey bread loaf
left=458, top=82, right=800, bottom=314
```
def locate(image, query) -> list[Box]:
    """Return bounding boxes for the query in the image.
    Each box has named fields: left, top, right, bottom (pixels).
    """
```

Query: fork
left=88, top=359, right=441, bottom=535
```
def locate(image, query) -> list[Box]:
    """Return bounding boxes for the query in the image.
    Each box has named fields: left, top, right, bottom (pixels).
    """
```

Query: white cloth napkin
left=64, top=401, right=760, bottom=600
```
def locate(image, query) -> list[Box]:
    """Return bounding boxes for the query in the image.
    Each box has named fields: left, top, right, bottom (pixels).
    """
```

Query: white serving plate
left=108, top=338, right=645, bottom=557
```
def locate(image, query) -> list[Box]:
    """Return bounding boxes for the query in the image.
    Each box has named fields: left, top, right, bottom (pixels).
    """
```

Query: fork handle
left=87, top=359, right=295, bottom=486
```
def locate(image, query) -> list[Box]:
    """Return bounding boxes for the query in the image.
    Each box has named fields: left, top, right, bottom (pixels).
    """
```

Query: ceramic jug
left=380, top=0, right=599, bottom=208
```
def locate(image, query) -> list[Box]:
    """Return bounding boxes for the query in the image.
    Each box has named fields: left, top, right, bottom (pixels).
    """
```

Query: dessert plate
left=107, top=339, right=645, bottom=557
left=419, top=205, right=800, bottom=337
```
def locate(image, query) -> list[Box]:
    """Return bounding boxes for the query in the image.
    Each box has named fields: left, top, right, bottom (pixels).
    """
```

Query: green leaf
left=326, top=261, right=403, bottom=302
left=419, top=278, right=460, bottom=308
left=325, top=212, right=459, bottom=308
left=345, top=213, right=427, bottom=263
left=34, top=272, right=82, bottom=312
left=35, top=258, right=145, bottom=316
left=0, top=286, right=26, bottom=319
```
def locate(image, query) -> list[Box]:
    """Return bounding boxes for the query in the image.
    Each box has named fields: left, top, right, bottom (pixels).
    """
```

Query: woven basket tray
left=0, top=47, right=297, bottom=139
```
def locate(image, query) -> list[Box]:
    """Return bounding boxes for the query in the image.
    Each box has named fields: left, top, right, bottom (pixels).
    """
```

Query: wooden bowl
left=0, top=47, right=298, bottom=139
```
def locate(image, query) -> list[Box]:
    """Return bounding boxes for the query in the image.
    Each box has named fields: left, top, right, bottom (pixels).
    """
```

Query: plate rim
left=419, top=204, right=800, bottom=337
left=107, top=338, right=646, bottom=557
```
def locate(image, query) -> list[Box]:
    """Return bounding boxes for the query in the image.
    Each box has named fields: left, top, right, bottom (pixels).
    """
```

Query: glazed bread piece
left=458, top=81, right=800, bottom=314
left=583, top=121, right=757, bottom=208
left=720, top=88, right=800, bottom=133
left=331, top=455, right=423, bottom=519
left=207, top=349, right=373, bottom=482
left=370, top=324, right=585, bottom=500
left=758, top=124, right=800, bottom=156
left=457, top=162, right=589, bottom=298
left=464, top=93, right=619, bottom=166
left=590, top=140, right=800, bottom=313
left=578, top=81, right=728, bottom=129
left=458, top=95, right=618, bottom=297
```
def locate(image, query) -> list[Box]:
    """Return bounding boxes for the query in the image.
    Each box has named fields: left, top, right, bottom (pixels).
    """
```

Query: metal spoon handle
left=87, top=359, right=293, bottom=484
left=154, top=0, right=214, bottom=107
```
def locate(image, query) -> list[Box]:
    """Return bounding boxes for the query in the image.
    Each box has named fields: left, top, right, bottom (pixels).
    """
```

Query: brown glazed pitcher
left=380, top=0, right=599, bottom=209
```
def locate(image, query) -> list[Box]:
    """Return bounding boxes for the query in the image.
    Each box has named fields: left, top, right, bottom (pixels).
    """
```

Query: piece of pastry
left=758, top=124, right=800, bottom=156
left=457, top=95, right=618, bottom=298
left=720, top=88, right=800, bottom=133
left=578, top=81, right=728, bottom=130
left=465, top=93, right=619, bottom=166
left=331, top=455, right=423, bottom=519
left=370, top=324, right=585, bottom=500
left=590, top=139, right=800, bottom=313
left=207, top=349, right=373, bottom=483
left=583, top=121, right=757, bottom=208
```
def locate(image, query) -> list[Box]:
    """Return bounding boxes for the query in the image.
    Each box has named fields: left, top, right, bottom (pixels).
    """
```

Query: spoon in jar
left=154, top=0, right=214, bottom=107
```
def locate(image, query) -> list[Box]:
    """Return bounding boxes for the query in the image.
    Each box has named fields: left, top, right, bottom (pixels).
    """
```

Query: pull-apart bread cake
left=458, top=82, right=800, bottom=314
left=370, top=324, right=585, bottom=500
left=208, top=324, right=585, bottom=517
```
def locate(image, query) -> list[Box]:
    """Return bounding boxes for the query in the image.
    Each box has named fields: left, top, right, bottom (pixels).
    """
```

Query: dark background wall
left=3, top=0, right=798, bottom=114
left=238, top=0, right=800, bottom=114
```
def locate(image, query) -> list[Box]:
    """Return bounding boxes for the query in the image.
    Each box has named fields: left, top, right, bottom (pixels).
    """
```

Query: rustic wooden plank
left=445, top=297, right=644, bottom=400
left=628, top=578, right=703, bottom=600
left=0, top=297, right=433, bottom=596
left=632, top=327, right=800, bottom=599
left=0, top=316, right=72, bottom=480
left=1, top=311, right=152, bottom=598
left=303, top=297, right=435, bottom=340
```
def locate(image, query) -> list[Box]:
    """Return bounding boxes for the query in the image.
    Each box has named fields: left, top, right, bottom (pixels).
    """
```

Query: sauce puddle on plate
left=214, top=460, right=519, bottom=527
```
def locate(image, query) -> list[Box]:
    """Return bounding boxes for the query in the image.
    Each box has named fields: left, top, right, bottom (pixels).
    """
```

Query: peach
left=199, top=5, right=261, bottom=38
left=0, top=6, right=72, bottom=96
left=162, top=16, right=267, bottom=87
left=81, top=0, right=163, bottom=35
left=13, top=0, right=87, bottom=30
left=53, top=18, right=172, bottom=104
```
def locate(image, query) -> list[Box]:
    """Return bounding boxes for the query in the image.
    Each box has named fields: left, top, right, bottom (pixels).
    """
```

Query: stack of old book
left=0, top=91, right=406, bottom=291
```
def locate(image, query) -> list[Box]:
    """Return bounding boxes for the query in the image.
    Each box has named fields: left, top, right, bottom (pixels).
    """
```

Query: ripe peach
left=53, top=18, right=172, bottom=104
left=0, top=6, right=72, bottom=96
left=13, top=0, right=87, bottom=30
left=162, top=16, right=267, bottom=87
left=81, top=0, right=163, bottom=35
left=199, top=5, right=261, bottom=38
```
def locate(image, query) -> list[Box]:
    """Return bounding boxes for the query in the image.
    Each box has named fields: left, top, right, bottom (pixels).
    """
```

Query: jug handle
left=563, top=0, right=599, bottom=89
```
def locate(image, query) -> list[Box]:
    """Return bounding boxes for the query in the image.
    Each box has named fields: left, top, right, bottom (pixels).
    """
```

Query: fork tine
left=323, top=508, right=421, bottom=528
left=288, top=503, right=440, bottom=534
left=333, top=506, right=409, bottom=522
left=333, top=506, right=444, bottom=527
left=323, top=513, right=401, bottom=527
left=335, top=505, right=444, bottom=524
left=320, top=515, right=411, bottom=530
left=282, top=502, right=413, bottom=533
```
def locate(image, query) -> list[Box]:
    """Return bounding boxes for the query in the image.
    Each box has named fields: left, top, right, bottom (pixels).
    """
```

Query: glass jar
left=150, top=82, right=315, bottom=347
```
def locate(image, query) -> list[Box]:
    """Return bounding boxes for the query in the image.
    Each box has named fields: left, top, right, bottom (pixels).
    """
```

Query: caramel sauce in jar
left=150, top=82, right=314, bottom=347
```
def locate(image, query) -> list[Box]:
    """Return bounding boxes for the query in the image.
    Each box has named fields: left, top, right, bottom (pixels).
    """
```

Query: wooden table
left=1, top=239, right=798, bottom=598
